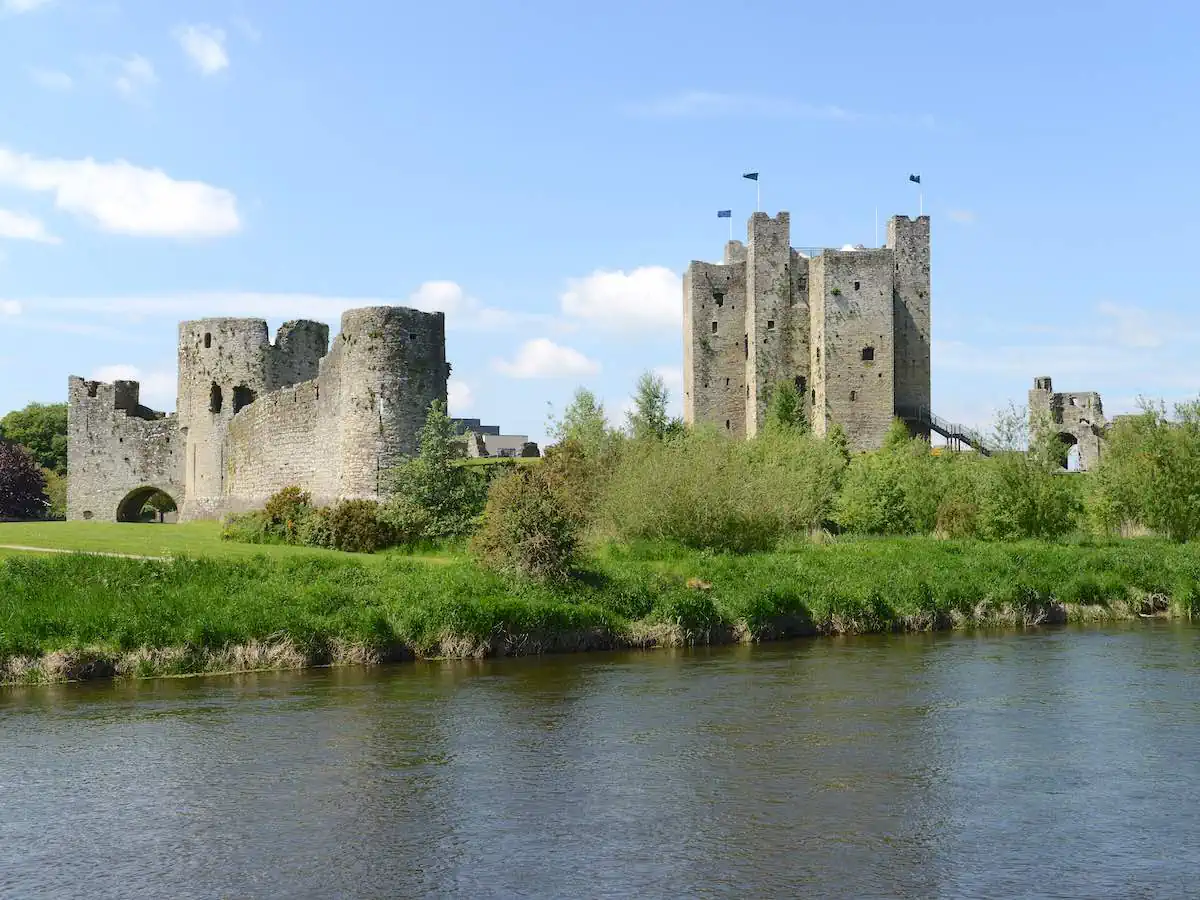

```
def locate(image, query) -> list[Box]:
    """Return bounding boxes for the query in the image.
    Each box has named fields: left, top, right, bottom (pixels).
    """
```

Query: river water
left=2, top=624, right=1198, bottom=899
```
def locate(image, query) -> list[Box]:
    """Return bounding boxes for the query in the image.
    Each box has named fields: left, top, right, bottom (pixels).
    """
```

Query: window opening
left=850, top=390, right=857, bottom=401
left=232, top=385, right=258, bottom=414
left=712, top=321, right=718, bottom=334
left=209, top=383, right=223, bottom=414
left=861, top=346, right=875, bottom=362
left=204, top=333, right=212, bottom=349
left=713, top=291, right=724, bottom=307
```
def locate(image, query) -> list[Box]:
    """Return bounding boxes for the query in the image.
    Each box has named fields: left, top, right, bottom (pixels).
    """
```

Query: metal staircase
left=897, top=405, right=992, bottom=457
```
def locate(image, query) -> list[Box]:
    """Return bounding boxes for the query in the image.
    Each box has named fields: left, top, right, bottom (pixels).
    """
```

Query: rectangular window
left=714, top=292, right=724, bottom=307
left=767, top=320, right=775, bottom=330
left=854, top=281, right=861, bottom=291
left=850, top=390, right=857, bottom=401
left=795, top=376, right=806, bottom=393
left=862, top=346, right=875, bottom=362
left=711, top=321, right=718, bottom=334
left=743, top=334, right=748, bottom=359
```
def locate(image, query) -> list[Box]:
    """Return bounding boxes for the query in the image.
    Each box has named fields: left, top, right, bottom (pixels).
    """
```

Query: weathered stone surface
left=683, top=210, right=931, bottom=452
left=1028, top=376, right=1106, bottom=471
left=67, top=306, right=447, bottom=522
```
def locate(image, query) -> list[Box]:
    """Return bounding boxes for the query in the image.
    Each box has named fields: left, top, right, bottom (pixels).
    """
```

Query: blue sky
left=2, top=0, right=1199, bottom=444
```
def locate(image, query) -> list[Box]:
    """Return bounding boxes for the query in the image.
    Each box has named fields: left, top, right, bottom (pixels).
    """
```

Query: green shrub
left=471, top=461, right=585, bottom=581
left=325, top=499, right=391, bottom=553
left=381, top=400, right=489, bottom=542
left=596, top=427, right=844, bottom=553
left=977, top=452, right=1082, bottom=541
left=41, top=469, right=67, bottom=521
left=220, top=510, right=275, bottom=544
left=263, top=486, right=313, bottom=542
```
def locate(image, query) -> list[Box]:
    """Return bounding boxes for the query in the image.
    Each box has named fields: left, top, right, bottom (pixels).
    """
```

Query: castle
left=683, top=211, right=931, bottom=450
left=67, top=306, right=448, bottom=522
left=1028, top=376, right=1106, bottom=470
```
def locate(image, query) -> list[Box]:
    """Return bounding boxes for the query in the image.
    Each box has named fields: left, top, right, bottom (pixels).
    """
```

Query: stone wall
left=1028, top=376, right=1106, bottom=470
left=176, top=317, right=329, bottom=520
left=813, top=250, right=896, bottom=451
left=683, top=259, right=748, bottom=436
left=223, top=307, right=447, bottom=511
left=744, top=212, right=792, bottom=437
left=888, top=216, right=932, bottom=429
left=66, top=378, right=184, bottom=522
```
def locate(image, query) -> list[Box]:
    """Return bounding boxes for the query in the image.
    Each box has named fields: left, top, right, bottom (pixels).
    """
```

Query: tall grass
left=3, top=537, right=1198, bottom=681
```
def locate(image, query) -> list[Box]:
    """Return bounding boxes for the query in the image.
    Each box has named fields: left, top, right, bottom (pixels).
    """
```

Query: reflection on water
left=2, top=624, right=1198, bottom=899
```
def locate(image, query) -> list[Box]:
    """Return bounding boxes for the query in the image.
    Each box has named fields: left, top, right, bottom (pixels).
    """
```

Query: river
left=2, top=623, right=1198, bottom=899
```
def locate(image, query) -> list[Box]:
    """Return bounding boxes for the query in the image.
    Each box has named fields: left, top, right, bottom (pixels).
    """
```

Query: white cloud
left=0, top=146, right=240, bottom=238
left=29, top=68, right=73, bottom=91
left=0, top=208, right=59, bottom=244
left=493, top=339, right=600, bottom=379
left=560, top=266, right=681, bottom=332
left=111, top=54, right=156, bottom=99
left=92, top=364, right=176, bottom=411
left=1, top=300, right=21, bottom=316
left=947, top=209, right=976, bottom=224
left=173, top=24, right=229, bottom=75
left=448, top=378, right=473, bottom=414
left=2, top=0, right=53, bottom=14
left=1095, top=302, right=1166, bottom=349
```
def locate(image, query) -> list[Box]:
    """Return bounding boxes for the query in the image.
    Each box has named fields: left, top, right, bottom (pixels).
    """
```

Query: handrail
left=896, top=405, right=992, bottom=457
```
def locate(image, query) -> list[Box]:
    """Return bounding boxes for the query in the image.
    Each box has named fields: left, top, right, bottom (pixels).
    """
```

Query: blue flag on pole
left=717, top=210, right=732, bottom=218
left=743, top=172, right=759, bottom=181
left=909, top=173, right=921, bottom=184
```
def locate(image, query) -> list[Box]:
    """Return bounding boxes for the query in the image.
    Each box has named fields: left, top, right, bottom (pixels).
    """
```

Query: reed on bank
left=2, top=536, right=1198, bottom=683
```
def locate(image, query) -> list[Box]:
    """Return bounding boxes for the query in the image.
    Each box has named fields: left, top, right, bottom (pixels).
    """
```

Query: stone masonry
left=1028, top=376, right=1106, bottom=471
left=67, top=306, right=448, bottom=522
left=683, top=211, right=931, bottom=451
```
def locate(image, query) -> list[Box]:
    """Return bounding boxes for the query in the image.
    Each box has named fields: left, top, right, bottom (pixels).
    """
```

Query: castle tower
left=887, top=215, right=931, bottom=429
left=1028, top=376, right=1106, bottom=470
left=176, top=317, right=329, bottom=520
left=326, top=307, right=448, bottom=499
left=682, top=253, right=748, bottom=436
left=744, top=212, right=794, bottom=437
left=809, top=248, right=896, bottom=449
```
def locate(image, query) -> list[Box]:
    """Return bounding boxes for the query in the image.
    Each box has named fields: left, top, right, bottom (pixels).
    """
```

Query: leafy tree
left=0, top=440, right=48, bottom=520
left=764, top=379, right=808, bottom=434
left=42, top=469, right=67, bottom=520
left=547, top=387, right=619, bottom=457
left=826, top=422, right=851, bottom=465
left=1090, top=397, right=1200, bottom=541
left=625, top=371, right=675, bottom=441
left=0, top=402, right=68, bottom=474
left=988, top=401, right=1029, bottom=452
left=379, top=399, right=489, bottom=542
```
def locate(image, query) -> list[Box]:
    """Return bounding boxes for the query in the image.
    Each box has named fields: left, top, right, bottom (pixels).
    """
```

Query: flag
left=909, top=174, right=921, bottom=184
left=717, top=209, right=732, bottom=218
left=743, top=172, right=759, bottom=181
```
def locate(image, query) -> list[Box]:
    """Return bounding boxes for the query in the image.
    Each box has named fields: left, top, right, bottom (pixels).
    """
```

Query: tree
left=0, top=402, right=68, bottom=474
left=146, top=490, right=178, bottom=523
left=625, top=371, right=672, bottom=441
left=547, top=387, right=618, bottom=457
left=764, top=379, right=808, bottom=434
left=988, top=401, right=1029, bottom=452
left=0, top=440, right=48, bottom=520
left=379, top=399, right=489, bottom=542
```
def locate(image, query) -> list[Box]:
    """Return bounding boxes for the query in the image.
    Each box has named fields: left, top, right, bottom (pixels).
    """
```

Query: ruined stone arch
left=116, top=485, right=180, bottom=523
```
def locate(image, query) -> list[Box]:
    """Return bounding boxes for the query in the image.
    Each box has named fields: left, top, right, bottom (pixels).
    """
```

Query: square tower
left=887, top=215, right=931, bottom=424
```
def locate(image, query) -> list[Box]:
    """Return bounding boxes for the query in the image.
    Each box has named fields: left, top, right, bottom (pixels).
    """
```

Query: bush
left=0, top=440, right=48, bottom=520
left=471, top=462, right=585, bottom=581
left=264, top=486, right=313, bottom=542
left=42, top=469, right=67, bottom=521
left=1089, top=401, right=1200, bottom=541
left=976, top=451, right=1082, bottom=541
left=220, top=510, right=275, bottom=544
left=325, top=499, right=391, bottom=553
left=596, top=427, right=844, bottom=553
left=381, top=400, right=489, bottom=542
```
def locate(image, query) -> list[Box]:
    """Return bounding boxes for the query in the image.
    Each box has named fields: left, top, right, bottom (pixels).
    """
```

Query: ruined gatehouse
left=67, top=306, right=448, bottom=522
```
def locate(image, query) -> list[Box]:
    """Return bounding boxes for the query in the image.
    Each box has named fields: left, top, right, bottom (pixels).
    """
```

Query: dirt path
left=0, top=545, right=171, bottom=562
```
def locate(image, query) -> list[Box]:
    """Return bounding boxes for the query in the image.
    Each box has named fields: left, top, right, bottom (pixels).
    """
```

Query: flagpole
left=757, top=180, right=761, bottom=212
left=729, top=216, right=733, bottom=241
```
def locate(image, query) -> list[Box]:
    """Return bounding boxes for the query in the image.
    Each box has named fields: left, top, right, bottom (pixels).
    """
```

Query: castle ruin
left=1028, top=376, right=1106, bottom=470
left=683, top=211, right=930, bottom=451
left=67, top=306, right=447, bottom=522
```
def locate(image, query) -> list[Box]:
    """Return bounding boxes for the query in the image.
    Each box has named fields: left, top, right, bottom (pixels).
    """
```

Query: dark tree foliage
left=0, top=440, right=48, bottom=520
left=0, top=402, right=68, bottom=474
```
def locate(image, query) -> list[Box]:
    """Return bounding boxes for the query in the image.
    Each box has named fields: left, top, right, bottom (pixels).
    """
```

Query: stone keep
left=67, top=306, right=448, bottom=522
left=1027, top=376, right=1105, bottom=471
left=683, top=211, right=931, bottom=451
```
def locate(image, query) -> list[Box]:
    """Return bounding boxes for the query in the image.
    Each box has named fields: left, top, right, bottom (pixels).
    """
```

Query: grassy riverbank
left=3, top=536, right=1198, bottom=683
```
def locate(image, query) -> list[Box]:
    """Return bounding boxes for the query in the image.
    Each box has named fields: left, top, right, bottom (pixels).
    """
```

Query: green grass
left=2, top=534, right=1199, bottom=682
left=0, top=521, right=447, bottom=564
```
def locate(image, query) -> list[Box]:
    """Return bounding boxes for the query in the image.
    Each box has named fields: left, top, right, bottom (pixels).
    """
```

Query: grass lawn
left=0, top=520, right=447, bottom=564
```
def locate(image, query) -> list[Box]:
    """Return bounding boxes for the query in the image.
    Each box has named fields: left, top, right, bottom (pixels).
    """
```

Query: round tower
left=177, top=318, right=275, bottom=520
left=332, top=306, right=448, bottom=499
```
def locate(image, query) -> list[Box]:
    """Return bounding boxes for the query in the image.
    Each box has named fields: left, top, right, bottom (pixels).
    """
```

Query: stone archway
left=116, top=486, right=180, bottom=523
left=1057, top=432, right=1081, bottom=471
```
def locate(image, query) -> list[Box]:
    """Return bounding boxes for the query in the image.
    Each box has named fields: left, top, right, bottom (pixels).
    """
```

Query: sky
left=2, top=0, right=1200, bottom=445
